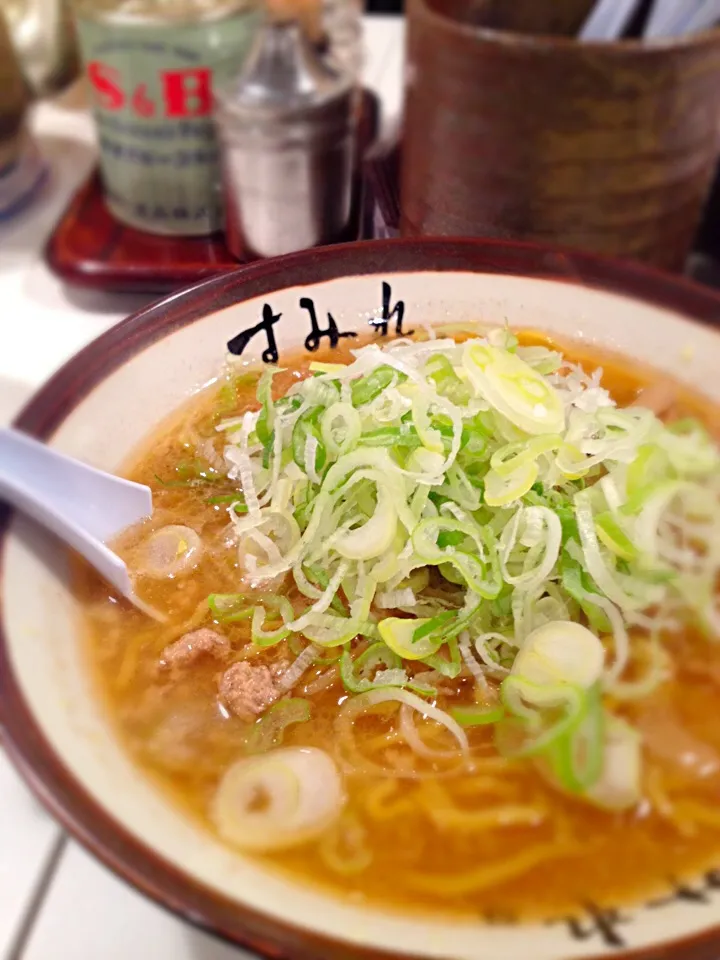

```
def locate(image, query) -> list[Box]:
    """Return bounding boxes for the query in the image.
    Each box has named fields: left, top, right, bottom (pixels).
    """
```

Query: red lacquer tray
left=45, top=91, right=380, bottom=294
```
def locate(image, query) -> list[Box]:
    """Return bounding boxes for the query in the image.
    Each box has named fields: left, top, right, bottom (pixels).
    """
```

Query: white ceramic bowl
left=3, top=238, right=720, bottom=960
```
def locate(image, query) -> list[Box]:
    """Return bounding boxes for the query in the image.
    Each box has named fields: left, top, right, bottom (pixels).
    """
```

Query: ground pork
left=218, top=661, right=281, bottom=721
left=159, top=628, right=229, bottom=673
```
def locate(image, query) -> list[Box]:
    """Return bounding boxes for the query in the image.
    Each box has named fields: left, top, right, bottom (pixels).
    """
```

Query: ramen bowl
left=2, top=238, right=720, bottom=960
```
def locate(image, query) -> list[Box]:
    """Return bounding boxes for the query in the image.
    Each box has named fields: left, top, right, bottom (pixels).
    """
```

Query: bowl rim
left=2, top=236, right=720, bottom=960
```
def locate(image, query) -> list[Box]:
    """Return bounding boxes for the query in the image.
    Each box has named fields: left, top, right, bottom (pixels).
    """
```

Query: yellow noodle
left=151, top=598, right=213, bottom=652
left=403, top=843, right=578, bottom=896
left=227, top=642, right=260, bottom=664
left=417, top=780, right=546, bottom=832
left=645, top=767, right=696, bottom=838
left=114, top=629, right=159, bottom=690
left=430, top=803, right=546, bottom=832
left=672, top=801, right=720, bottom=830
left=552, top=811, right=584, bottom=848
left=319, top=813, right=372, bottom=876
left=383, top=750, right=419, bottom=775
left=645, top=767, right=678, bottom=821
left=460, top=755, right=514, bottom=774
left=202, top=550, right=239, bottom=583
left=452, top=775, right=520, bottom=798
left=363, top=730, right=405, bottom=751
left=361, top=780, right=416, bottom=821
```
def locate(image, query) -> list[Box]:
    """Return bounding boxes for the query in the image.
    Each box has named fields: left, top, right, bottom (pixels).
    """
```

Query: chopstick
left=680, top=0, right=720, bottom=34
left=643, top=0, right=691, bottom=37
left=579, top=0, right=645, bottom=40
left=645, top=0, right=707, bottom=40
left=581, top=0, right=720, bottom=40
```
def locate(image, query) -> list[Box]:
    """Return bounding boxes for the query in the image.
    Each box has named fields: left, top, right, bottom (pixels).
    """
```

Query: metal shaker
left=214, top=19, right=357, bottom=259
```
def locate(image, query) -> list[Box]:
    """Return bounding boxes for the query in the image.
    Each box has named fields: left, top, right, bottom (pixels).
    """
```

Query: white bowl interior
left=4, top=270, right=720, bottom=959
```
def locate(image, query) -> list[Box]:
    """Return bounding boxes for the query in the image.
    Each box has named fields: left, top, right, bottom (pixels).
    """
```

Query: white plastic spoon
left=580, top=0, right=644, bottom=40
left=0, top=427, right=154, bottom=614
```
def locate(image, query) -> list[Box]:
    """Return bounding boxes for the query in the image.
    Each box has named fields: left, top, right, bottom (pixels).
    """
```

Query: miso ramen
left=76, top=325, right=720, bottom=921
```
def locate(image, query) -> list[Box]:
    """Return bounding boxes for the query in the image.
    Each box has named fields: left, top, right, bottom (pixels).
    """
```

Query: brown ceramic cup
left=401, top=0, right=720, bottom=270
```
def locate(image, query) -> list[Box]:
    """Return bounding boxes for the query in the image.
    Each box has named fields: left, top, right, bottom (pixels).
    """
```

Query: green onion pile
left=210, top=327, right=720, bottom=808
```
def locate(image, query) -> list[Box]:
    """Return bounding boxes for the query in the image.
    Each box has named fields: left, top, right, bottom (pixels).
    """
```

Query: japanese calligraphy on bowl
left=226, top=282, right=412, bottom=363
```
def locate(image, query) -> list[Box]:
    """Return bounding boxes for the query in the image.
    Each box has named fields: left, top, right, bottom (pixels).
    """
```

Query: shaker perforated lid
left=215, top=19, right=353, bottom=126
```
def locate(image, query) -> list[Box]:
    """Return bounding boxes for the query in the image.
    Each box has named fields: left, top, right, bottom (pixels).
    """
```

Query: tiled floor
left=0, top=16, right=404, bottom=959
left=0, top=755, right=63, bottom=960
left=19, top=845, right=249, bottom=960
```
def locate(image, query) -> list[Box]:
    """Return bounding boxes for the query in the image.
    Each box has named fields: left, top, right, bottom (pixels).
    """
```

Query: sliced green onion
left=351, top=365, right=406, bottom=407
left=245, top=698, right=311, bottom=754
left=463, top=342, right=565, bottom=435
left=560, top=554, right=612, bottom=634
left=208, top=594, right=253, bottom=623
left=217, top=370, right=262, bottom=413
left=255, top=366, right=280, bottom=446
left=303, top=564, right=347, bottom=615
left=626, top=443, right=672, bottom=499
left=292, top=406, right=327, bottom=476
left=661, top=418, right=719, bottom=477
left=378, top=617, right=445, bottom=660
left=510, top=620, right=605, bottom=690
left=412, top=610, right=456, bottom=641
left=595, top=511, right=637, bottom=561
left=251, top=599, right=294, bottom=646
left=261, top=429, right=275, bottom=470
left=584, top=715, right=641, bottom=811
left=300, top=612, right=366, bottom=647
left=490, top=435, right=562, bottom=478
left=335, top=484, right=399, bottom=561
left=155, top=457, right=223, bottom=488
left=339, top=643, right=407, bottom=693
left=309, top=362, right=347, bottom=374
left=422, top=634, right=462, bottom=678
left=205, top=493, right=247, bottom=508
left=412, top=393, right=444, bottom=454
left=321, top=402, right=361, bottom=458
left=425, top=354, right=472, bottom=404
left=545, top=684, right=604, bottom=793
left=496, top=677, right=585, bottom=758
left=450, top=703, right=504, bottom=727
left=484, top=462, right=538, bottom=507
left=362, top=424, right=421, bottom=449
left=412, top=517, right=483, bottom=563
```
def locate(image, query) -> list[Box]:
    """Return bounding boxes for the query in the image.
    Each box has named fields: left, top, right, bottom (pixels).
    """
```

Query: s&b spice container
left=73, top=0, right=262, bottom=236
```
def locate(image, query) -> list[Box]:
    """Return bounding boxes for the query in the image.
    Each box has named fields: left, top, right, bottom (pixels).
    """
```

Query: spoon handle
left=0, top=427, right=152, bottom=539
left=0, top=427, right=152, bottom=601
